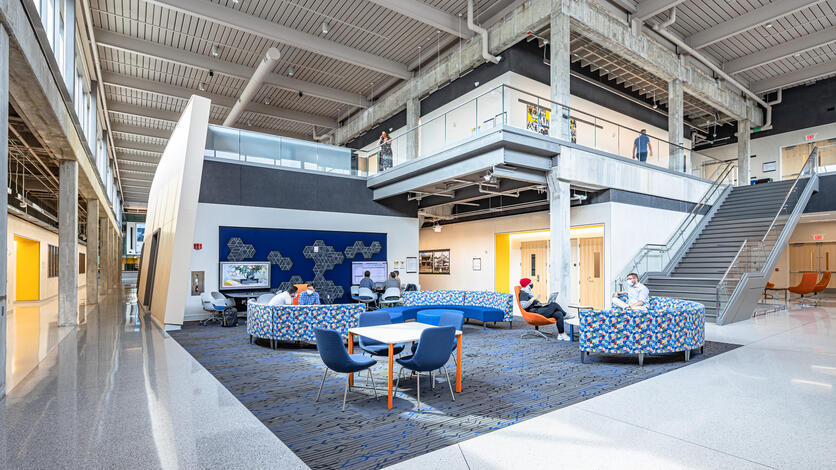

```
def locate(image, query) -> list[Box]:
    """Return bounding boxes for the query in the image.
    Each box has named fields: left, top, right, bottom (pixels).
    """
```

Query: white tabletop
left=348, top=322, right=462, bottom=344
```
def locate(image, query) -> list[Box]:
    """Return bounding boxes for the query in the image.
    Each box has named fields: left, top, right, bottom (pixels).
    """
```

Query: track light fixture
left=198, top=82, right=206, bottom=91
left=321, top=22, right=329, bottom=34
left=288, top=66, right=294, bottom=76
left=211, top=44, right=219, bottom=56
left=433, top=223, right=442, bottom=233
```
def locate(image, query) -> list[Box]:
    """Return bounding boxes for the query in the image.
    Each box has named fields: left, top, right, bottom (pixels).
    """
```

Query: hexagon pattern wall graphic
left=267, top=250, right=293, bottom=271
left=302, top=240, right=346, bottom=303
left=227, top=237, right=256, bottom=261
left=277, top=275, right=304, bottom=293
left=344, top=240, right=382, bottom=259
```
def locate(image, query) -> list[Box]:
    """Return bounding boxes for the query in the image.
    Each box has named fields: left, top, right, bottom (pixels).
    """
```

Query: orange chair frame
left=810, top=272, right=831, bottom=305
left=514, top=286, right=557, bottom=340
left=788, top=272, right=818, bottom=306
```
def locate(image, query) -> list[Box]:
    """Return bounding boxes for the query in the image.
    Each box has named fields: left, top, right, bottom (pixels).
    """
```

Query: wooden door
left=579, top=237, right=604, bottom=309
left=782, top=143, right=812, bottom=180
left=789, top=243, right=816, bottom=286
left=521, top=241, right=549, bottom=301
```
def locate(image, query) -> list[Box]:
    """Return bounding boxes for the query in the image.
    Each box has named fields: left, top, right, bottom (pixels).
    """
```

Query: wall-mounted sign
left=194, top=243, right=203, bottom=250
left=814, top=234, right=824, bottom=241
left=763, top=161, right=777, bottom=172
left=806, top=134, right=816, bottom=142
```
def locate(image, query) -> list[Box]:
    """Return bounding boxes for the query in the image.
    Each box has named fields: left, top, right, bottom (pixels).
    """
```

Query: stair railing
left=613, top=161, right=735, bottom=292
left=716, top=147, right=819, bottom=316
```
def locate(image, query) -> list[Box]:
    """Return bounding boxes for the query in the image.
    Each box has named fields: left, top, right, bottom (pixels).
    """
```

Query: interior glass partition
left=204, top=125, right=355, bottom=176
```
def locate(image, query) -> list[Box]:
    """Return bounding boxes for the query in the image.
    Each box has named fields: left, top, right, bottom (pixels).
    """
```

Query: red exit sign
left=813, top=234, right=824, bottom=241
left=806, top=134, right=816, bottom=141
left=194, top=243, right=203, bottom=250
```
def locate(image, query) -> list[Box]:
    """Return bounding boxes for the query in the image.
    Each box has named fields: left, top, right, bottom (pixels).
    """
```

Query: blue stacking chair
left=412, top=311, right=463, bottom=365
left=395, top=326, right=457, bottom=410
left=358, top=311, right=405, bottom=357
left=314, top=328, right=378, bottom=411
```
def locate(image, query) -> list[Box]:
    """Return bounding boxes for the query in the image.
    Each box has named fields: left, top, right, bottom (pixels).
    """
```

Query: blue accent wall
left=219, top=227, right=387, bottom=304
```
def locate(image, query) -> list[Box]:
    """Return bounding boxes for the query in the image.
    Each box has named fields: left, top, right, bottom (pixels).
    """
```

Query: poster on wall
left=526, top=105, right=549, bottom=135
left=406, top=256, right=418, bottom=273
left=419, top=251, right=434, bottom=274
left=569, top=118, right=577, bottom=143
left=419, top=249, right=450, bottom=274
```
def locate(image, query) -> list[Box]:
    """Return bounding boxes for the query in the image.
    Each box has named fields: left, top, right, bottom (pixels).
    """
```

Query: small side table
left=566, top=304, right=593, bottom=342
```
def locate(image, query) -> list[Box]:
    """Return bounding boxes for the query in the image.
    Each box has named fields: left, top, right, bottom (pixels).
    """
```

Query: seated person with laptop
left=359, top=271, right=376, bottom=291
left=612, top=272, right=649, bottom=312
left=518, top=278, right=573, bottom=341
left=268, top=285, right=298, bottom=306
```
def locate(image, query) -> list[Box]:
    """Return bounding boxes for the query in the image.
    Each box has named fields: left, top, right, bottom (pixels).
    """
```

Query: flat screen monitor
left=351, top=261, right=388, bottom=284
left=219, top=261, right=271, bottom=290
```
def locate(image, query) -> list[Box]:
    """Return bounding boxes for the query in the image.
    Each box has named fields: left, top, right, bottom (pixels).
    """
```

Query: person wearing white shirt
left=613, top=273, right=649, bottom=311
left=268, top=286, right=298, bottom=306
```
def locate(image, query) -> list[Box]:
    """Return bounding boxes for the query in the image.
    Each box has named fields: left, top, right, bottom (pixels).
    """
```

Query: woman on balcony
left=378, top=131, right=393, bottom=171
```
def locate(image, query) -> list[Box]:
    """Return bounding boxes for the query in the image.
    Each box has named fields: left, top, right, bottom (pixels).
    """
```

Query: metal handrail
left=760, top=147, right=818, bottom=245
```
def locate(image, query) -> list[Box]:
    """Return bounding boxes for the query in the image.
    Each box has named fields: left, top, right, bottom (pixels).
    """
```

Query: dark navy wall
left=219, top=227, right=387, bottom=304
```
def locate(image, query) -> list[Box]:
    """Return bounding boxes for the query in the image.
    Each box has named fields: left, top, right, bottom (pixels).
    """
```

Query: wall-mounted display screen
left=351, top=261, right=388, bottom=284
left=220, top=261, right=271, bottom=290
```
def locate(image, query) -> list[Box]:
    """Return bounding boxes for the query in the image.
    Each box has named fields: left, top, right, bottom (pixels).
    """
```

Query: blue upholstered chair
left=358, top=311, right=405, bottom=357
left=411, top=311, right=463, bottom=364
left=395, top=326, right=456, bottom=410
left=314, top=327, right=378, bottom=411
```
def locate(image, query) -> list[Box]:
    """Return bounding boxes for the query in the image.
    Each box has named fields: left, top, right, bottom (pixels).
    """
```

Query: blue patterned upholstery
left=394, top=290, right=513, bottom=325
left=579, top=296, right=705, bottom=356
left=247, top=302, right=366, bottom=343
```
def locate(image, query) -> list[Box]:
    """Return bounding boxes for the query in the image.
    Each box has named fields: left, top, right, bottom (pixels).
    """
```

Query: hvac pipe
left=223, top=47, right=281, bottom=127
left=467, top=0, right=500, bottom=64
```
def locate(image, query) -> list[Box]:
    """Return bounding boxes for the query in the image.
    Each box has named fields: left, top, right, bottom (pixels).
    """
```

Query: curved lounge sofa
left=247, top=302, right=366, bottom=347
left=579, top=296, right=705, bottom=366
left=379, top=290, right=513, bottom=328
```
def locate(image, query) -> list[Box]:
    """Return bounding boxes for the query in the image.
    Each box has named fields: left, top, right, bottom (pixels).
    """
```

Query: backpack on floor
left=222, top=308, right=238, bottom=327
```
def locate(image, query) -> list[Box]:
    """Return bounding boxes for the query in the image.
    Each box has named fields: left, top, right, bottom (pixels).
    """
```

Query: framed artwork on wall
left=419, top=249, right=450, bottom=274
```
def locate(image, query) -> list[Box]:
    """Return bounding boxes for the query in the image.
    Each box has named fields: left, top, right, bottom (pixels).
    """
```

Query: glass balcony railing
left=359, top=84, right=726, bottom=179
left=204, top=125, right=359, bottom=176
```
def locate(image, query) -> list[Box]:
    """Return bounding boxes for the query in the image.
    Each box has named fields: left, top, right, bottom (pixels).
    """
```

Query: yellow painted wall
left=14, top=236, right=40, bottom=301
left=495, top=233, right=510, bottom=293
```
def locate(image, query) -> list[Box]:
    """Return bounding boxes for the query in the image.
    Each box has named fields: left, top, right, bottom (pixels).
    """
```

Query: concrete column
left=547, top=167, right=572, bottom=308
left=86, top=200, right=99, bottom=303
left=738, top=119, right=751, bottom=186
left=405, top=95, right=419, bottom=160
left=0, top=23, right=9, bottom=398
left=99, top=215, right=108, bottom=292
left=549, top=0, right=571, bottom=141
left=668, top=78, right=685, bottom=172
left=58, top=160, right=79, bottom=326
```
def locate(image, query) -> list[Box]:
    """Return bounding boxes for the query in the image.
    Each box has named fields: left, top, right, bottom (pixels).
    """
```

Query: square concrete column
left=58, top=160, right=79, bottom=326
left=99, top=215, right=108, bottom=292
left=549, top=0, right=571, bottom=141
left=547, top=167, right=572, bottom=308
left=668, top=78, right=685, bottom=172
left=405, top=94, right=419, bottom=160
left=738, top=119, right=751, bottom=186
left=1, top=23, right=9, bottom=397
left=86, top=200, right=99, bottom=303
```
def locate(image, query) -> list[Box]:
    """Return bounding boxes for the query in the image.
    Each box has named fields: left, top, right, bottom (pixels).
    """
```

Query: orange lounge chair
left=514, top=286, right=557, bottom=340
left=811, top=272, right=831, bottom=305
left=292, top=284, right=308, bottom=305
left=788, top=272, right=818, bottom=306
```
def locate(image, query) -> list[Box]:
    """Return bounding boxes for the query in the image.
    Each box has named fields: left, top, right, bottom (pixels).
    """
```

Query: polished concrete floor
left=3, top=282, right=833, bottom=469
left=1, top=281, right=307, bottom=469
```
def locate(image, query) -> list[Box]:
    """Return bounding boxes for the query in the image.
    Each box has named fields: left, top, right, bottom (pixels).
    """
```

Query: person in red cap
left=518, top=278, right=571, bottom=340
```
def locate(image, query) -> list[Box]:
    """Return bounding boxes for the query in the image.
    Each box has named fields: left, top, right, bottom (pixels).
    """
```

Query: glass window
left=239, top=129, right=279, bottom=165
left=206, top=126, right=240, bottom=160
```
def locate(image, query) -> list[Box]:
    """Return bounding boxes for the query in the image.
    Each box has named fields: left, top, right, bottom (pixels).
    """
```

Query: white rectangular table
left=347, top=322, right=463, bottom=409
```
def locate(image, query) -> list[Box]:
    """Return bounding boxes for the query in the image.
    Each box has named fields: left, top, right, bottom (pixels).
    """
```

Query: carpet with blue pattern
left=169, top=320, right=738, bottom=470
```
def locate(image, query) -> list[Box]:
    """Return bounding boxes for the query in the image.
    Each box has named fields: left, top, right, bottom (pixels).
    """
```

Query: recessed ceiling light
left=288, top=66, right=294, bottom=77
left=321, top=22, right=329, bottom=34
left=198, top=82, right=206, bottom=91
left=264, top=98, right=271, bottom=105
left=211, top=45, right=219, bottom=56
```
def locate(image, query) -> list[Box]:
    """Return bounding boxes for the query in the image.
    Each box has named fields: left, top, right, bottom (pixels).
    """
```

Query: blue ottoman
left=416, top=308, right=463, bottom=325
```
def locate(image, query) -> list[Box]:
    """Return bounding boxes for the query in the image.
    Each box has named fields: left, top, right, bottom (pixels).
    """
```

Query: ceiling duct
left=223, top=47, right=281, bottom=127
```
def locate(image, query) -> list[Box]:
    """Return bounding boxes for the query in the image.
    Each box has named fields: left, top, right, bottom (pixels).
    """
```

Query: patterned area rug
left=170, top=320, right=739, bottom=470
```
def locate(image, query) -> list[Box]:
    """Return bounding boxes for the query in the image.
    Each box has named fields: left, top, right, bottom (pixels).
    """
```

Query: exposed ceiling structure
left=86, top=0, right=836, bottom=208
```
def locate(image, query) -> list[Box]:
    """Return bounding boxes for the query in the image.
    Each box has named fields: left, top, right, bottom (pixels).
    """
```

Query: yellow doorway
left=15, top=236, right=40, bottom=301
left=521, top=240, right=550, bottom=301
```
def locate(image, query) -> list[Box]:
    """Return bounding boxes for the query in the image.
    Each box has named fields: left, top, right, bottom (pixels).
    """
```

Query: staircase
left=645, top=180, right=795, bottom=320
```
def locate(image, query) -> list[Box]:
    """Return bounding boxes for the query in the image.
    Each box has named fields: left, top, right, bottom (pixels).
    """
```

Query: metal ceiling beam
left=687, top=0, right=825, bottom=49
left=609, top=0, right=637, bottom=13
left=108, top=103, right=183, bottom=123
left=94, top=29, right=369, bottom=108
left=750, top=58, right=836, bottom=93
left=110, top=124, right=172, bottom=140
left=366, top=0, right=473, bottom=39
left=724, top=25, right=836, bottom=74
left=633, top=0, right=685, bottom=21
left=145, top=0, right=411, bottom=79
left=112, top=139, right=166, bottom=153
left=101, top=72, right=338, bottom=128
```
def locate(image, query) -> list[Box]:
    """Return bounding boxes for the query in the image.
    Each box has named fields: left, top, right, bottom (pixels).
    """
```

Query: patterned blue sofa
left=578, top=296, right=705, bottom=366
left=246, top=302, right=366, bottom=347
left=379, top=290, right=514, bottom=328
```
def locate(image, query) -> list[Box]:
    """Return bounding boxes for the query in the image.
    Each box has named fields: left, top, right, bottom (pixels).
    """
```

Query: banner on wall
left=526, top=105, right=549, bottom=135
left=126, top=222, right=146, bottom=255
